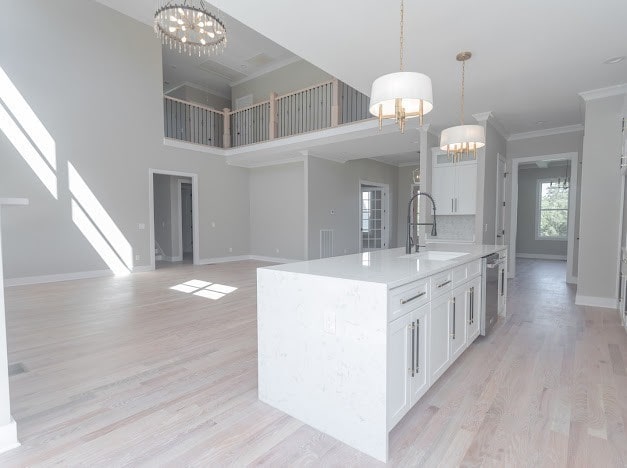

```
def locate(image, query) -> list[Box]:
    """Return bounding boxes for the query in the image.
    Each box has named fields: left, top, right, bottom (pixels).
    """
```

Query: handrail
left=276, top=80, right=335, bottom=100
left=229, top=99, right=271, bottom=115
left=163, top=95, right=224, bottom=115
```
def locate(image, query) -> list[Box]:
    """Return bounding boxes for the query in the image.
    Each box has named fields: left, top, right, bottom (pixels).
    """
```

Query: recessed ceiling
left=205, top=0, right=627, bottom=135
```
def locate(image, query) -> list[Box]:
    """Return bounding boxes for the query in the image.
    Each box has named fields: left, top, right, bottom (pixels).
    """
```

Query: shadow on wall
left=0, top=66, right=132, bottom=275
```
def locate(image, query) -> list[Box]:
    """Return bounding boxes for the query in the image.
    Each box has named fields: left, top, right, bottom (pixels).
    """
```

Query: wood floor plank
left=0, top=258, right=625, bottom=466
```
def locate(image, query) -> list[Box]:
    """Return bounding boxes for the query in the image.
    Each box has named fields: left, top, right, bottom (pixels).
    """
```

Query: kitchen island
left=257, top=244, right=507, bottom=462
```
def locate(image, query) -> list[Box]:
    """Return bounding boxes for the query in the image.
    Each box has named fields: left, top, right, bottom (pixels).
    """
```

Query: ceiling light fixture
left=440, top=51, right=485, bottom=161
left=154, top=0, right=227, bottom=57
left=368, top=0, right=433, bottom=133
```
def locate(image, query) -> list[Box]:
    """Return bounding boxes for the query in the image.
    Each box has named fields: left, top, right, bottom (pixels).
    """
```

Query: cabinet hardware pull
left=409, top=322, right=415, bottom=377
left=451, top=198, right=454, bottom=212
left=415, top=319, right=420, bottom=373
left=452, top=297, right=456, bottom=339
left=437, top=279, right=452, bottom=288
left=501, top=269, right=505, bottom=296
left=470, top=286, right=474, bottom=325
left=400, top=291, right=426, bottom=305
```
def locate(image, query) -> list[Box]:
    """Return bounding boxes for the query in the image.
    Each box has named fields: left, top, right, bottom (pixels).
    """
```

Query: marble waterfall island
left=257, top=244, right=507, bottom=462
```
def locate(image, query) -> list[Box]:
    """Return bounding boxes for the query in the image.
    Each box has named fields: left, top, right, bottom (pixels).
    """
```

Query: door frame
left=177, top=178, right=193, bottom=259
left=508, top=152, right=578, bottom=283
left=148, top=169, right=199, bottom=270
left=358, top=180, right=389, bottom=252
left=495, top=153, right=507, bottom=246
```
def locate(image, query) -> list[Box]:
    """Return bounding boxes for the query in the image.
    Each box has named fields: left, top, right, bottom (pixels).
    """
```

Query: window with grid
left=361, top=188, right=382, bottom=250
left=536, top=179, right=569, bottom=240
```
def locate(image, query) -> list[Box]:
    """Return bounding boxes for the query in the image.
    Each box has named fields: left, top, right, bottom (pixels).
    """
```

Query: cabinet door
left=466, top=276, right=482, bottom=344
left=450, top=285, right=468, bottom=361
left=410, top=304, right=429, bottom=404
left=428, top=294, right=451, bottom=383
left=387, top=313, right=412, bottom=429
left=455, top=163, right=477, bottom=214
left=432, top=166, right=455, bottom=215
left=498, top=263, right=507, bottom=316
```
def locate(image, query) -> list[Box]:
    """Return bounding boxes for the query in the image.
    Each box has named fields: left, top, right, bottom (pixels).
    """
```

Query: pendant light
left=440, top=51, right=485, bottom=161
left=369, top=0, right=433, bottom=133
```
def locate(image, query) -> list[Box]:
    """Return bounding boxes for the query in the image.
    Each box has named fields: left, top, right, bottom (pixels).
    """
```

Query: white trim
left=177, top=178, right=193, bottom=258
left=248, top=255, right=300, bottom=264
left=304, top=155, right=309, bottom=260
left=516, top=253, right=567, bottom=260
left=575, top=294, right=619, bottom=309
left=149, top=169, right=200, bottom=271
left=495, top=154, right=506, bottom=247
left=0, top=198, right=28, bottom=206
left=509, top=152, right=578, bottom=283
left=163, top=138, right=226, bottom=156
left=0, top=418, right=19, bottom=455
left=4, top=269, right=112, bottom=287
left=164, top=81, right=231, bottom=100
left=237, top=156, right=306, bottom=168
left=535, top=178, right=569, bottom=241
left=472, top=111, right=509, bottom=140
left=229, top=56, right=303, bottom=87
left=197, top=255, right=300, bottom=265
left=579, top=83, right=627, bottom=102
left=133, top=265, right=154, bottom=272
left=507, top=124, right=584, bottom=141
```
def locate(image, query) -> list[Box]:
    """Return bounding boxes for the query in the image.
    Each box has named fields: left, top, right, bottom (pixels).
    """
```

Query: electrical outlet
left=484, top=224, right=488, bottom=232
left=135, top=254, right=140, bottom=261
left=228, top=247, right=233, bottom=253
left=138, top=223, right=145, bottom=230
left=211, top=221, right=216, bottom=228
left=275, top=248, right=280, bottom=254
left=330, top=209, right=336, bottom=215
left=324, top=310, right=336, bottom=334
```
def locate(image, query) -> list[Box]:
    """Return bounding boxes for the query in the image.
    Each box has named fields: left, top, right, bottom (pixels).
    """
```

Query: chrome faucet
left=406, top=191, right=437, bottom=254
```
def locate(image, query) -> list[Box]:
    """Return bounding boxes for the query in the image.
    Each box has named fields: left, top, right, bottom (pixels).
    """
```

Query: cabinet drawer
left=388, top=279, right=430, bottom=321
left=467, top=259, right=481, bottom=279
left=452, top=264, right=468, bottom=285
left=430, top=270, right=453, bottom=299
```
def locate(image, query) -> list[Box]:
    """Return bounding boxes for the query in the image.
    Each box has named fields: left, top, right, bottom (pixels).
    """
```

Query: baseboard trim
left=5, top=269, right=112, bottom=287
left=575, top=294, right=618, bottom=309
left=249, top=255, right=300, bottom=264
left=0, top=418, right=19, bottom=455
left=133, top=266, right=154, bottom=272
left=516, top=253, right=567, bottom=261
left=198, top=255, right=300, bottom=265
left=566, top=274, right=578, bottom=285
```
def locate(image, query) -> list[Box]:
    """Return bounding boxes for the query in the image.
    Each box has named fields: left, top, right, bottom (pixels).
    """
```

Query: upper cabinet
left=431, top=148, right=477, bottom=215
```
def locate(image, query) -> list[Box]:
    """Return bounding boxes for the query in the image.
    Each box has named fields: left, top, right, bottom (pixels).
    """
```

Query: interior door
left=496, top=155, right=506, bottom=245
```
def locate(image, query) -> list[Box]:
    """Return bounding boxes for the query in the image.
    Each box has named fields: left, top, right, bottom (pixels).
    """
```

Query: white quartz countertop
left=261, top=243, right=507, bottom=289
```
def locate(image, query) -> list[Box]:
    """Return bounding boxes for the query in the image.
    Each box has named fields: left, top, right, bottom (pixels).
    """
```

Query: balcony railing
left=163, top=78, right=371, bottom=149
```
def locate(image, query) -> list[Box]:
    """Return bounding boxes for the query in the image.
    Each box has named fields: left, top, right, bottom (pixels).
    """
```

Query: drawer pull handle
left=400, top=291, right=426, bottom=305
left=437, top=279, right=452, bottom=289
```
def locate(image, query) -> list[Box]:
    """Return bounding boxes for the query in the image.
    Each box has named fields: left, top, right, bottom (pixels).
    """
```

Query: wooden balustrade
left=164, top=79, right=372, bottom=149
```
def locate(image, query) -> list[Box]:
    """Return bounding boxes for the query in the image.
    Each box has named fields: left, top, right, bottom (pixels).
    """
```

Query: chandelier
left=154, top=0, right=227, bottom=56
left=440, top=52, right=485, bottom=161
left=368, top=0, right=433, bottom=133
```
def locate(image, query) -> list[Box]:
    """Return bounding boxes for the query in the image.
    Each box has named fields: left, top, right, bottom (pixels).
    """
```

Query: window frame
left=535, top=177, right=569, bottom=241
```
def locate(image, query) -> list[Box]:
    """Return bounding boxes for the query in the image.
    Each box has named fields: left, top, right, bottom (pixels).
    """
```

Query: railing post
left=331, top=78, right=340, bottom=127
left=269, top=92, right=278, bottom=139
left=223, top=107, right=231, bottom=148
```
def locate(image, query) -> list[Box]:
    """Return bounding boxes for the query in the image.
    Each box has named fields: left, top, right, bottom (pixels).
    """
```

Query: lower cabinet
left=467, top=276, right=482, bottom=342
left=387, top=303, right=428, bottom=429
left=450, top=285, right=468, bottom=361
left=428, top=294, right=451, bottom=384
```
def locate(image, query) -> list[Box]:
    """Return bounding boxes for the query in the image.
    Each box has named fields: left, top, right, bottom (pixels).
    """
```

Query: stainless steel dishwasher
left=481, top=252, right=505, bottom=336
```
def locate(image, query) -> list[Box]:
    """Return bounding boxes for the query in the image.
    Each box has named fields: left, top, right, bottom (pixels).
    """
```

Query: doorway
left=359, top=181, right=389, bottom=252
left=509, top=153, right=578, bottom=283
left=495, top=154, right=506, bottom=246
left=149, top=169, right=199, bottom=270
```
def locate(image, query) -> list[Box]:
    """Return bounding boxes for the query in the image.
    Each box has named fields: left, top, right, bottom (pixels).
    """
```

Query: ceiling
left=95, top=0, right=296, bottom=99
left=203, top=0, right=627, bottom=135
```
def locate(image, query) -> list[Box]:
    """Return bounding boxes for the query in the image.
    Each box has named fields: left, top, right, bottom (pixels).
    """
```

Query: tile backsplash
left=426, top=215, right=475, bottom=242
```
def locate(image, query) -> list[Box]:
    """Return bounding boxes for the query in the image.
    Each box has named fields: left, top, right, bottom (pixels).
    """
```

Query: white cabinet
left=450, top=285, right=468, bottom=361
left=466, top=276, right=481, bottom=343
left=387, top=303, right=429, bottom=429
left=428, top=293, right=451, bottom=383
left=431, top=149, right=477, bottom=215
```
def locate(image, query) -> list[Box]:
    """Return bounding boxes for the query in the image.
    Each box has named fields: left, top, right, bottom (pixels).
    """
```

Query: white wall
left=0, top=0, right=251, bottom=280
left=516, top=166, right=568, bottom=257
left=308, top=157, right=398, bottom=259
left=166, top=84, right=231, bottom=110
left=249, top=162, right=306, bottom=260
left=506, top=130, right=584, bottom=277
left=231, top=60, right=332, bottom=105
left=577, top=94, right=625, bottom=304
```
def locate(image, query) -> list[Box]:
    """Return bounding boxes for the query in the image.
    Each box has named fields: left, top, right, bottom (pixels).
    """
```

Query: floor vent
left=8, top=363, right=27, bottom=376
left=320, top=229, right=334, bottom=258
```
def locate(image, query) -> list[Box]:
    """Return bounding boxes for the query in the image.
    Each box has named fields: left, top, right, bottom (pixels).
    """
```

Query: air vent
left=198, top=59, right=247, bottom=82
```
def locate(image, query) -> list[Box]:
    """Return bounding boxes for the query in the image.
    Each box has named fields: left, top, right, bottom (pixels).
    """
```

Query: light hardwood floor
left=0, top=259, right=626, bottom=466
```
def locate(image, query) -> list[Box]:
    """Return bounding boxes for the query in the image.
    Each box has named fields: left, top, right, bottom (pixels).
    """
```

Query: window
left=536, top=179, right=569, bottom=240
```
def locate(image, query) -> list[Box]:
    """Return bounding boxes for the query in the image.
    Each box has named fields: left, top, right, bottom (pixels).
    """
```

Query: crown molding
left=507, top=124, right=584, bottom=141
left=579, top=83, right=627, bottom=101
left=472, top=111, right=509, bottom=140
left=229, top=56, right=303, bottom=87
left=164, top=81, right=231, bottom=100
